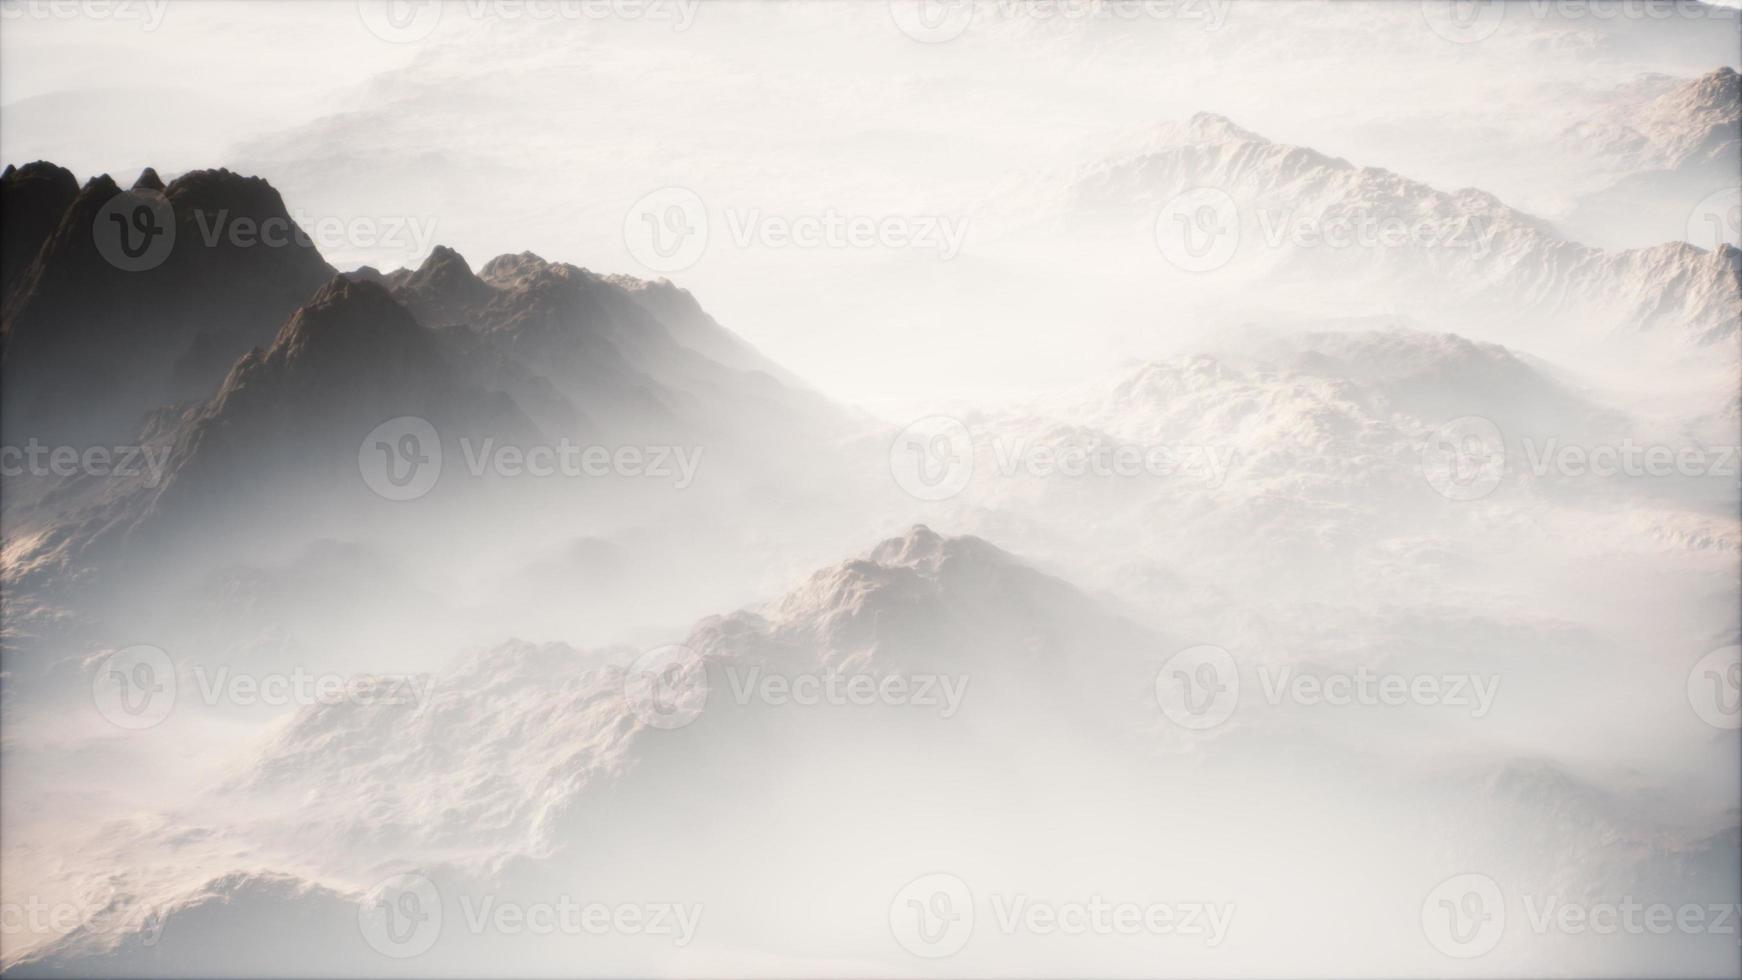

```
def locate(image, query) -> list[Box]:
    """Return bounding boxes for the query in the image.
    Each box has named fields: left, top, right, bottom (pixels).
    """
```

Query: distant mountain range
left=1050, top=104, right=1740, bottom=348
left=1562, top=66, right=1741, bottom=247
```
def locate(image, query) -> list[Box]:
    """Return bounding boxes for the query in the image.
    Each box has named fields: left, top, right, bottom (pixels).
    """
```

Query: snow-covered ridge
left=1058, top=111, right=1740, bottom=347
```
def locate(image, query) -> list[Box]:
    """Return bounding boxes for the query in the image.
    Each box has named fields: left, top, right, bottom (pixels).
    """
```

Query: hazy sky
left=3, top=0, right=1738, bottom=409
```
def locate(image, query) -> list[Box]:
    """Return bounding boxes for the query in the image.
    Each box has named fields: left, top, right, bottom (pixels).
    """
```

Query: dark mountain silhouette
left=2, top=275, right=539, bottom=593
left=378, top=247, right=840, bottom=442
left=1, top=165, right=335, bottom=446
left=0, top=164, right=854, bottom=633
left=0, top=161, right=78, bottom=304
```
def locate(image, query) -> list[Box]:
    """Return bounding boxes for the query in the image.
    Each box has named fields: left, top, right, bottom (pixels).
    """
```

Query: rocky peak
left=1, top=164, right=334, bottom=445
left=268, top=275, right=435, bottom=368
left=396, top=244, right=493, bottom=321
left=0, top=160, right=78, bottom=302
left=1182, top=111, right=1267, bottom=145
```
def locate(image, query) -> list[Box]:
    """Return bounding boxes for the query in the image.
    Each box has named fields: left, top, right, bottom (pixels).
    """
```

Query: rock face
left=1563, top=66, right=1742, bottom=249
left=212, top=525, right=1151, bottom=858
left=1, top=166, right=335, bottom=446
left=230, top=276, right=515, bottom=487
left=387, top=247, right=839, bottom=443
left=1567, top=66, right=1740, bottom=176
left=0, top=164, right=848, bottom=608
left=0, top=275, right=539, bottom=590
left=0, top=161, right=79, bottom=303
left=158, top=275, right=499, bottom=490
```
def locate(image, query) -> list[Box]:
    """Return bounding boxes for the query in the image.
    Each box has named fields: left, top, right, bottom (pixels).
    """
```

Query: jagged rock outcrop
left=0, top=161, right=78, bottom=303
left=386, top=247, right=840, bottom=443
left=1, top=166, right=335, bottom=445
